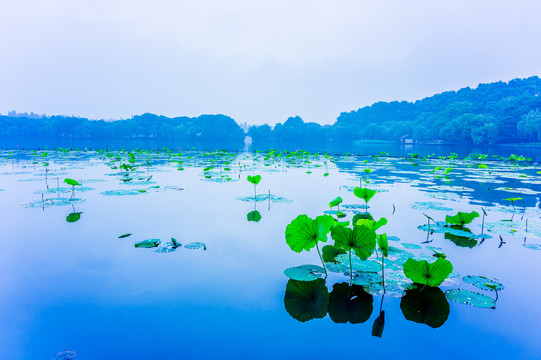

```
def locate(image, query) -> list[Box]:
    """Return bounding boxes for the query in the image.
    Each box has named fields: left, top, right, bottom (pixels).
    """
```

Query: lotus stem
left=349, top=250, right=353, bottom=284
left=382, top=253, right=386, bottom=294
left=315, top=242, right=327, bottom=277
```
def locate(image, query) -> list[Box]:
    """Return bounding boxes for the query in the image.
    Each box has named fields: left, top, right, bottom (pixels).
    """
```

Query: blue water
left=0, top=149, right=540, bottom=359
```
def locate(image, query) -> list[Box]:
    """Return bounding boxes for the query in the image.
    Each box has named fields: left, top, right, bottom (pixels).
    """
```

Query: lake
left=0, top=148, right=540, bottom=359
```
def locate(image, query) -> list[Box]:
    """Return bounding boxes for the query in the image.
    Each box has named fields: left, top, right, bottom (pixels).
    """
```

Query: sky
left=0, top=0, right=540, bottom=125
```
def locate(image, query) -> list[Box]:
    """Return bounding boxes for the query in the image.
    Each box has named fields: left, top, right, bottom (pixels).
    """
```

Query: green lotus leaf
left=285, top=214, right=334, bottom=253
left=355, top=216, right=387, bottom=230
left=329, top=196, right=343, bottom=208
left=284, top=278, right=329, bottom=322
left=134, top=239, right=160, bottom=248
left=377, top=233, right=389, bottom=258
left=247, top=210, right=262, bottom=222
left=403, top=257, right=453, bottom=287
left=66, top=212, right=82, bottom=223
left=400, top=285, right=450, bottom=328
left=322, top=245, right=346, bottom=263
left=118, top=233, right=132, bottom=238
left=64, top=178, right=80, bottom=186
left=445, top=211, right=479, bottom=226
left=284, top=265, right=325, bottom=281
left=330, top=225, right=376, bottom=260
left=444, top=167, right=453, bottom=175
left=328, top=282, right=373, bottom=324
left=352, top=213, right=374, bottom=226
left=247, top=174, right=262, bottom=185
left=353, top=187, right=377, bottom=203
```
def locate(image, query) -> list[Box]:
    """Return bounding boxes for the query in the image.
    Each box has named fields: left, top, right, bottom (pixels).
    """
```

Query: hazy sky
left=0, top=0, right=540, bottom=125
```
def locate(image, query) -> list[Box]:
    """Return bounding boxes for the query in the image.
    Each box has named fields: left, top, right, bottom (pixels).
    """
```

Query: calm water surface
left=0, top=149, right=540, bottom=359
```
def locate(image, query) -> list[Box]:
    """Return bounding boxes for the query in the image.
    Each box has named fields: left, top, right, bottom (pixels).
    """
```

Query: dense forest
left=1, top=76, right=540, bottom=144
left=249, top=76, right=541, bottom=144
left=0, top=113, right=245, bottom=142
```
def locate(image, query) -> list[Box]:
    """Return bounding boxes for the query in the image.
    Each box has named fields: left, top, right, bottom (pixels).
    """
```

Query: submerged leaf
left=328, top=282, right=373, bottom=324
left=66, top=212, right=82, bottom=223
left=403, top=257, right=453, bottom=287
left=284, top=278, right=329, bottom=322
left=285, top=214, right=334, bottom=253
left=247, top=210, right=262, bottom=222
left=372, top=311, right=385, bottom=337
left=401, top=285, right=450, bottom=328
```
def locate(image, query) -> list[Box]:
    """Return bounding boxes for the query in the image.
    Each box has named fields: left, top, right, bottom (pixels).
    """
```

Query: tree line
left=248, top=76, right=541, bottom=144
left=2, top=76, right=540, bottom=144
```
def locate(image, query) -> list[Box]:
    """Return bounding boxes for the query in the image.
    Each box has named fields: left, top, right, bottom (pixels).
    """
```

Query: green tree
left=517, top=109, right=541, bottom=142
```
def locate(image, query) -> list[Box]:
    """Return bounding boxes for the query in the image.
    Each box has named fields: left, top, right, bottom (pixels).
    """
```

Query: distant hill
left=249, top=76, right=541, bottom=144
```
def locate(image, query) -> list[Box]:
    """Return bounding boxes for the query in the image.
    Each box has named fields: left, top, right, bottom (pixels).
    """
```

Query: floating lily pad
left=134, top=239, right=160, bottom=248
left=23, top=197, right=86, bottom=208
left=401, top=243, right=422, bottom=250
left=523, top=243, right=541, bottom=250
left=445, top=289, right=496, bottom=309
left=184, top=242, right=207, bottom=250
left=236, top=194, right=292, bottom=203
left=154, top=241, right=181, bottom=253
left=411, top=202, right=453, bottom=211
left=101, top=189, right=146, bottom=196
left=352, top=272, right=382, bottom=287
left=463, top=275, right=504, bottom=291
left=387, top=235, right=400, bottom=242
left=284, top=265, right=326, bottom=281
left=494, top=187, right=540, bottom=195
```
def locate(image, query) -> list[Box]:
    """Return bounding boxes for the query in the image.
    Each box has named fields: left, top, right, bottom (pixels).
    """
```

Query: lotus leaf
left=330, top=225, right=376, bottom=260
left=445, top=211, right=479, bottom=226
left=403, top=257, right=453, bottom=287
left=285, top=214, right=334, bottom=253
